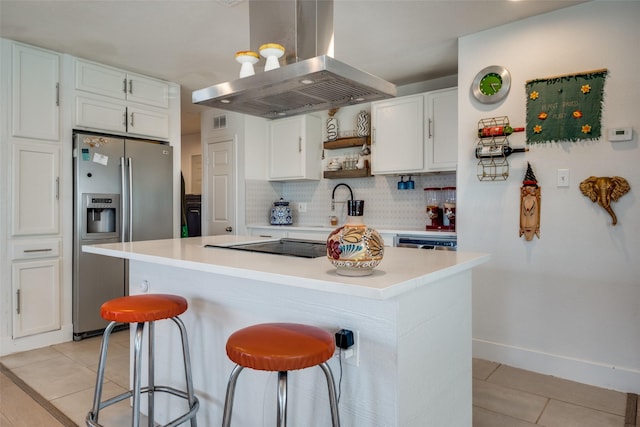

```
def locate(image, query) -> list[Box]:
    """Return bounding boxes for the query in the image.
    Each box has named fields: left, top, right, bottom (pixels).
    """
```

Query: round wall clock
left=472, top=65, right=511, bottom=104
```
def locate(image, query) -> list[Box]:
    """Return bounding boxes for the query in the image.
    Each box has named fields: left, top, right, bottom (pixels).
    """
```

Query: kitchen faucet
left=331, top=183, right=354, bottom=211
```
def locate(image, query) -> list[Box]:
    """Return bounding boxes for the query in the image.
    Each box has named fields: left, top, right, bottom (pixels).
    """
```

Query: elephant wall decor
left=579, top=176, right=631, bottom=225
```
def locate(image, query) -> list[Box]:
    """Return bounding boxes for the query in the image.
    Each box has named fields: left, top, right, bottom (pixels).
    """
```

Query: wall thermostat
left=607, top=127, right=632, bottom=142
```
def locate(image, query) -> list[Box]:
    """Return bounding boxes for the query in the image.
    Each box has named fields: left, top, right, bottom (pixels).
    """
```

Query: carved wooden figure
left=520, top=162, right=541, bottom=241
left=579, top=176, right=630, bottom=225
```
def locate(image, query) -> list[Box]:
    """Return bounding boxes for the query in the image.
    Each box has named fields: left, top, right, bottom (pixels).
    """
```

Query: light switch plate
left=557, top=169, right=570, bottom=187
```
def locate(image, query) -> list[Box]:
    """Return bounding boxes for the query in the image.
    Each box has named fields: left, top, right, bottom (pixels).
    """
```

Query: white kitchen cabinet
left=268, top=115, right=322, bottom=181
left=74, top=58, right=171, bottom=139
left=248, top=227, right=288, bottom=239
left=11, top=256, right=61, bottom=338
left=75, top=58, right=169, bottom=108
left=371, top=94, right=424, bottom=174
left=11, top=142, right=60, bottom=236
left=371, top=88, right=457, bottom=174
left=11, top=42, right=60, bottom=141
left=74, top=95, right=170, bottom=140
left=425, top=87, right=458, bottom=171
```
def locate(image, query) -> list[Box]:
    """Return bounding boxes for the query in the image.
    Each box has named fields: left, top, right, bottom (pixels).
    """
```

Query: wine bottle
left=475, top=145, right=529, bottom=158
left=478, top=126, right=525, bottom=138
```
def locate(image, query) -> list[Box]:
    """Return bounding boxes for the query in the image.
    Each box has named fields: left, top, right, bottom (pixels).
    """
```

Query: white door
left=206, top=138, right=235, bottom=235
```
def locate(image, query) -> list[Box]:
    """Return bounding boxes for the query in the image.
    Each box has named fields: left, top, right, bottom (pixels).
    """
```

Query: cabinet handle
left=55, top=83, right=60, bottom=107
left=129, top=79, right=133, bottom=94
left=24, top=248, right=53, bottom=253
left=123, top=78, right=127, bottom=94
left=129, top=112, right=134, bottom=128
left=299, top=137, right=302, bottom=152
left=55, top=176, right=59, bottom=200
left=428, top=118, right=433, bottom=138
left=225, top=226, right=233, bottom=232
left=16, top=290, right=20, bottom=315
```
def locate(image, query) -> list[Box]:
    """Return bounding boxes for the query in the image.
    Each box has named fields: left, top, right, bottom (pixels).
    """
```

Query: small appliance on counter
left=270, top=198, right=293, bottom=225
left=424, top=187, right=456, bottom=231
left=424, top=187, right=443, bottom=230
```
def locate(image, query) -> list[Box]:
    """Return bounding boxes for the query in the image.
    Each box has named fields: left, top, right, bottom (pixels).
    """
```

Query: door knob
left=225, top=226, right=233, bottom=232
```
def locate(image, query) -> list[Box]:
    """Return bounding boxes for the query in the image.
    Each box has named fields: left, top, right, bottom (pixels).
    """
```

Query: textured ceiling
left=0, top=0, right=587, bottom=135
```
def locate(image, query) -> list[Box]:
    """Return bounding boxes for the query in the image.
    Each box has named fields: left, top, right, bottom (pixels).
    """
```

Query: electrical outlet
left=298, top=202, right=307, bottom=212
left=334, top=330, right=360, bottom=367
left=345, top=330, right=360, bottom=367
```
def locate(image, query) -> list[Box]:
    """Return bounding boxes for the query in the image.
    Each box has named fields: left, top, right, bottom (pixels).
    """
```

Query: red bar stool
left=87, top=294, right=199, bottom=427
left=222, top=323, right=340, bottom=427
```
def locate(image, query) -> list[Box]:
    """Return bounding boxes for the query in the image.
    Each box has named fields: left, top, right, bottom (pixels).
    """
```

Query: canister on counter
left=424, top=187, right=443, bottom=230
left=442, top=187, right=456, bottom=231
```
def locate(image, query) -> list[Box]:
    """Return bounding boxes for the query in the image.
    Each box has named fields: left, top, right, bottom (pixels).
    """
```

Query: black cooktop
left=205, top=238, right=327, bottom=259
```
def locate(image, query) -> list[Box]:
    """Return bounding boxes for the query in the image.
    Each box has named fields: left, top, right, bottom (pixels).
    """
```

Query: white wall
left=458, top=1, right=639, bottom=393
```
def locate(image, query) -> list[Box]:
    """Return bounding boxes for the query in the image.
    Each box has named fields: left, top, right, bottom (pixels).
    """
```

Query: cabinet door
left=127, top=105, right=170, bottom=139
left=11, top=43, right=60, bottom=141
left=75, top=58, right=127, bottom=101
left=269, top=117, right=305, bottom=180
left=12, top=258, right=61, bottom=338
left=126, top=73, right=169, bottom=108
left=426, top=88, right=458, bottom=171
left=75, top=95, right=127, bottom=134
left=371, top=94, right=424, bottom=174
left=268, top=116, right=321, bottom=181
left=11, top=142, right=59, bottom=236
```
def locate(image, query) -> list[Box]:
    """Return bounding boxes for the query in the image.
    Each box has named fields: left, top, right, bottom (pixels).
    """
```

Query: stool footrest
left=87, top=387, right=199, bottom=427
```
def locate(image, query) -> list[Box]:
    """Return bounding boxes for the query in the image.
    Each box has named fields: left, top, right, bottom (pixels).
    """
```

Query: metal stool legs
left=87, top=317, right=199, bottom=427
left=221, top=361, right=340, bottom=427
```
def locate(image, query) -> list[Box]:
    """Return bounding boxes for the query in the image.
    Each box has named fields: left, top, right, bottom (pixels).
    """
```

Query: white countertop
left=247, top=223, right=457, bottom=238
left=83, top=235, right=487, bottom=300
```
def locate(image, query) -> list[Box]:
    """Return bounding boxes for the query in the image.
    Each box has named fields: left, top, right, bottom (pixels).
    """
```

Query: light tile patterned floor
left=0, top=333, right=635, bottom=426
left=472, top=358, right=630, bottom=427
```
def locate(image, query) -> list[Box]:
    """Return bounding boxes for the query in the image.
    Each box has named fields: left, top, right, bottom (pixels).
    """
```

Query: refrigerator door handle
left=127, top=157, right=133, bottom=242
left=121, top=157, right=126, bottom=242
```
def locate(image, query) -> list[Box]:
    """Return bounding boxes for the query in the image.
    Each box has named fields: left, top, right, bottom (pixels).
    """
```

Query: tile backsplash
left=245, top=173, right=456, bottom=230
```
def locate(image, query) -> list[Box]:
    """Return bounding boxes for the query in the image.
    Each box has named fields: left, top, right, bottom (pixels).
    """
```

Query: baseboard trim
left=473, top=338, right=640, bottom=394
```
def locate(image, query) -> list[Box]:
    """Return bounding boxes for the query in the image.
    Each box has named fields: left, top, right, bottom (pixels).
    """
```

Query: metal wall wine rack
left=476, top=116, right=510, bottom=181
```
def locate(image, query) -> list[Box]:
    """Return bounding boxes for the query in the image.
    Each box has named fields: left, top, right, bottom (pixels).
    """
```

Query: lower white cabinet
left=11, top=240, right=61, bottom=338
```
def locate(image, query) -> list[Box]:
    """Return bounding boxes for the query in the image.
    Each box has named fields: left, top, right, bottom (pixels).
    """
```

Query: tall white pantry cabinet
left=0, top=40, right=64, bottom=347
left=1, top=38, right=181, bottom=355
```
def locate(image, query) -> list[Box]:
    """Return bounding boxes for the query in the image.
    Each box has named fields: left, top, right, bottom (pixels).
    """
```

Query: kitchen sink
left=205, top=238, right=327, bottom=258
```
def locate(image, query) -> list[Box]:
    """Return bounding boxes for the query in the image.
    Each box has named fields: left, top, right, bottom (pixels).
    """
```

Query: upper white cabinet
left=74, top=58, right=170, bottom=139
left=75, top=59, right=169, bottom=108
left=268, top=115, right=322, bottom=181
left=371, top=94, right=425, bottom=174
left=425, top=88, right=458, bottom=171
left=11, top=42, right=60, bottom=141
left=371, top=87, right=458, bottom=174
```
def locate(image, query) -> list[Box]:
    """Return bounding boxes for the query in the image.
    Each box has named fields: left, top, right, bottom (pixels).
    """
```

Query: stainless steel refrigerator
left=73, top=132, right=173, bottom=340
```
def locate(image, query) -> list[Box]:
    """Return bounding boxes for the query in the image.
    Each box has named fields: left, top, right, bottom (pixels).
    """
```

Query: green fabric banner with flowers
left=526, top=69, right=607, bottom=143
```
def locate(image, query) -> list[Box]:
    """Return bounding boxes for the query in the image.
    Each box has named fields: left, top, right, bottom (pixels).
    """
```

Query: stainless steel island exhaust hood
left=192, top=0, right=396, bottom=119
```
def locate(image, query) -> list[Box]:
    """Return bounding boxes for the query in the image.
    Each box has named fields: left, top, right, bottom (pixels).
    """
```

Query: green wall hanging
left=526, top=68, right=607, bottom=144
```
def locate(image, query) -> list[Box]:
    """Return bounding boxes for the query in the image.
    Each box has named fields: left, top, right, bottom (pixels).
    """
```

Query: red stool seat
left=226, top=323, right=335, bottom=371
left=100, top=294, right=188, bottom=323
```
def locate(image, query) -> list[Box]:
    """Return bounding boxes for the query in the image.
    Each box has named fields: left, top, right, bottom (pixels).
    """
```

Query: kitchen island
left=84, top=235, right=488, bottom=427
